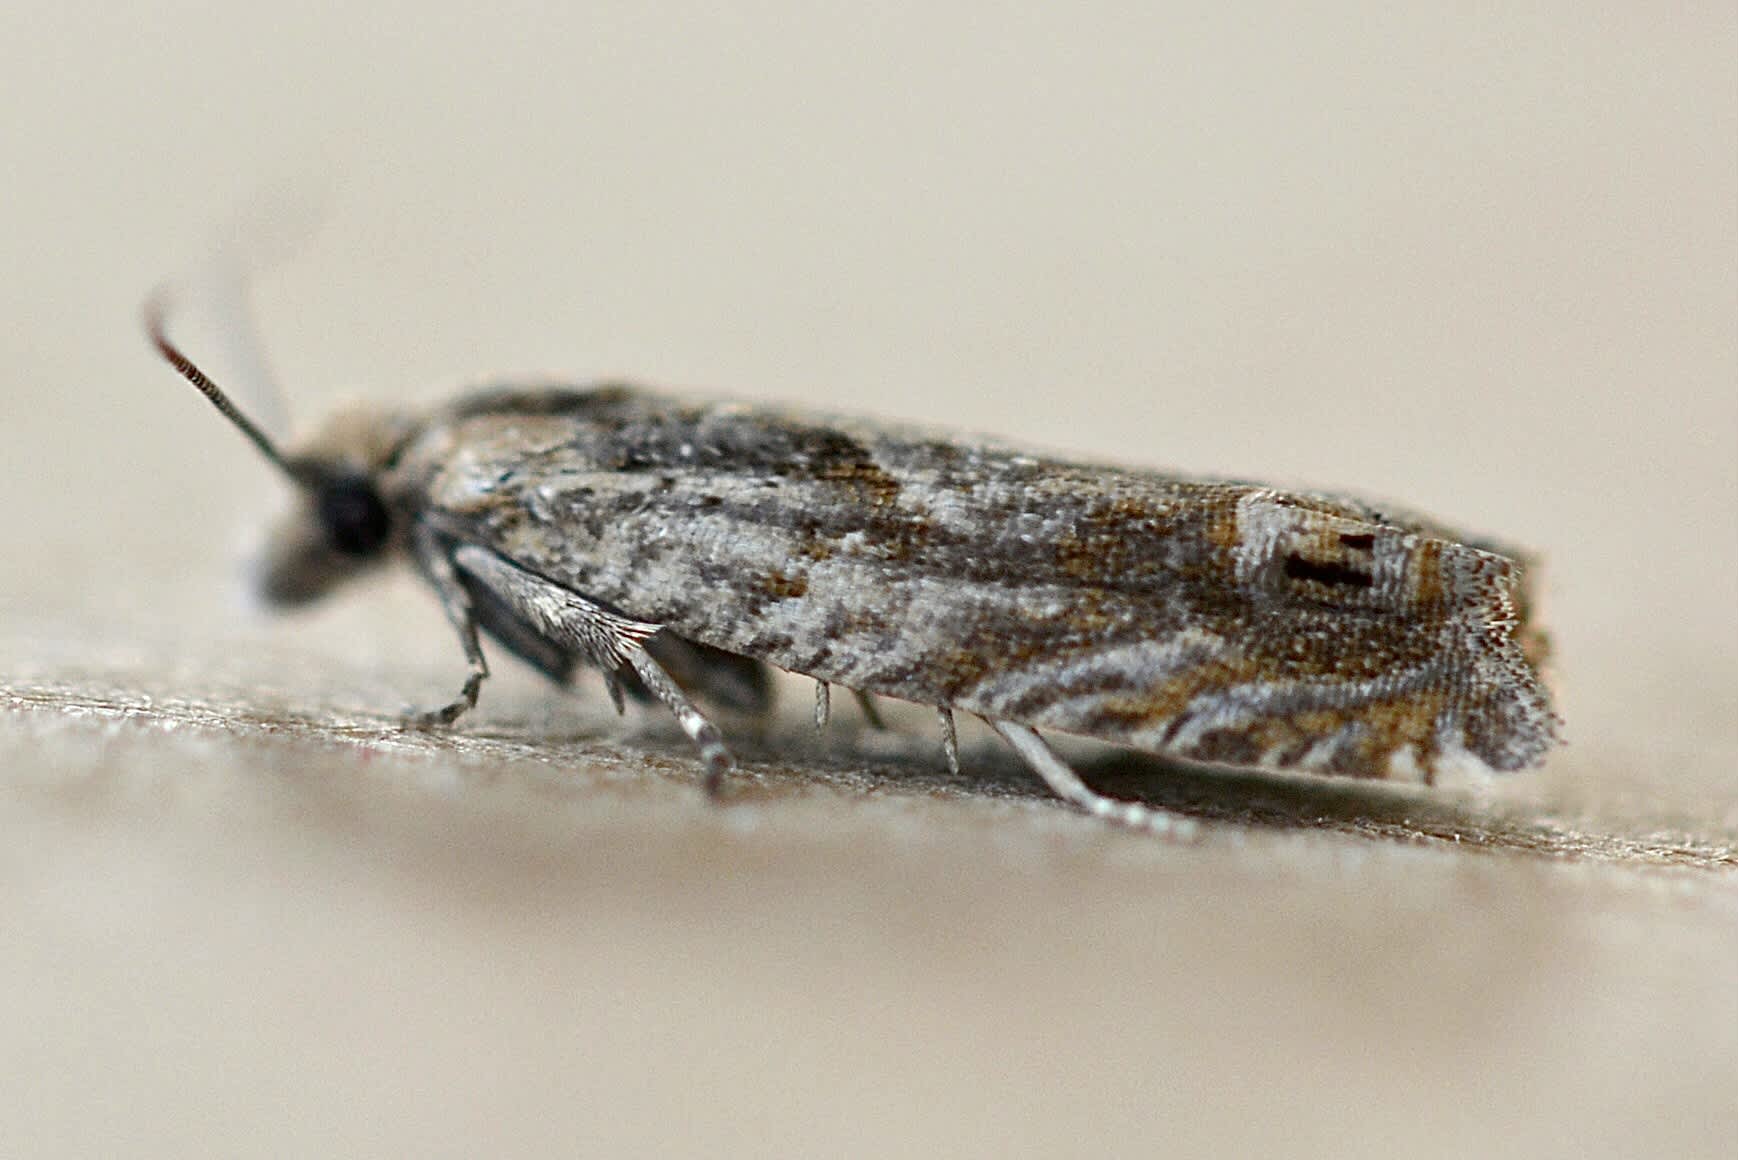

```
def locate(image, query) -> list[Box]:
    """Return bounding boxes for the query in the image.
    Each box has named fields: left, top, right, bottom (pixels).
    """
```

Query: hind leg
left=989, top=720, right=1198, bottom=839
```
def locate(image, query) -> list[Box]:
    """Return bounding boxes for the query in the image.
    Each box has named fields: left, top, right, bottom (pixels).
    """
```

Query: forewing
left=396, top=387, right=1557, bottom=782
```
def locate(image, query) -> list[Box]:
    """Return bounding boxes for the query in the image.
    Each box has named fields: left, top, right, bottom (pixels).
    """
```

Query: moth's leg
left=462, top=569, right=577, bottom=686
left=601, top=671, right=629, bottom=717
left=449, top=545, right=734, bottom=792
left=853, top=690, right=888, bottom=731
left=408, top=528, right=490, bottom=727
left=814, top=682, right=886, bottom=733
left=937, top=707, right=960, bottom=775
left=988, top=720, right=1199, bottom=839
left=619, top=647, right=735, bottom=795
left=632, top=636, right=774, bottom=717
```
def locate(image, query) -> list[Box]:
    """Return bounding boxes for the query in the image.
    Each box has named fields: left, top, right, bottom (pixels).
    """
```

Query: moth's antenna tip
left=142, top=283, right=171, bottom=345
left=143, top=282, right=304, bottom=486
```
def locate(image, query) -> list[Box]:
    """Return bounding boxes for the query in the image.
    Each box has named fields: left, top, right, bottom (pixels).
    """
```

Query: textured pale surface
left=2, top=4, right=1734, bottom=1158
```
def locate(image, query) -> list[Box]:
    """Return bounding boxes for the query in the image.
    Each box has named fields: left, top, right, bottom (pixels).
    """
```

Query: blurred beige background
left=2, top=4, right=1733, bottom=1157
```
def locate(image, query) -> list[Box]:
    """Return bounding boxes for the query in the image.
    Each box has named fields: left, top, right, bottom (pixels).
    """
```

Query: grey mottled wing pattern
left=390, top=386, right=1557, bottom=782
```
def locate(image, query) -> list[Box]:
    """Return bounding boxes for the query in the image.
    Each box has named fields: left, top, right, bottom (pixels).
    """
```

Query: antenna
left=144, top=288, right=309, bottom=486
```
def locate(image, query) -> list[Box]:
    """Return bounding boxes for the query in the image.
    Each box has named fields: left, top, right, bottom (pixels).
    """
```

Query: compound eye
left=318, top=474, right=392, bottom=556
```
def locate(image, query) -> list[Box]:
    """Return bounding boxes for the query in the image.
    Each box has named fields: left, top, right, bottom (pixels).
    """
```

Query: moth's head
left=254, top=406, right=416, bottom=605
left=145, top=293, right=413, bottom=607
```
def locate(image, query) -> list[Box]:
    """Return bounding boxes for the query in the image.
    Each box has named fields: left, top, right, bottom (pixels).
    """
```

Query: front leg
left=447, top=543, right=736, bottom=791
left=408, top=525, right=490, bottom=728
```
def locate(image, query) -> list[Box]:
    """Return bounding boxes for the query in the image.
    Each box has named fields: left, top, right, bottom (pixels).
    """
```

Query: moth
left=147, top=295, right=1559, bottom=836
